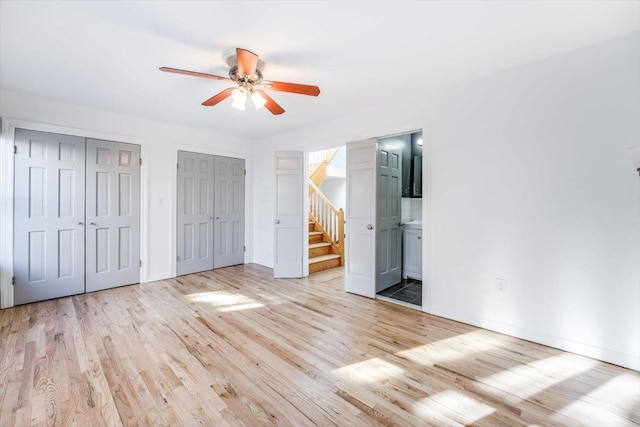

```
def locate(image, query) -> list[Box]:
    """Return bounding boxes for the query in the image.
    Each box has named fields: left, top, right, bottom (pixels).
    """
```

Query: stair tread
left=309, top=254, right=341, bottom=264
left=309, top=231, right=323, bottom=236
left=309, top=242, right=331, bottom=249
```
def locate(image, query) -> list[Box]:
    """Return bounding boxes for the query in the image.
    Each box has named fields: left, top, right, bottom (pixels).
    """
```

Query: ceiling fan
left=160, top=48, right=320, bottom=115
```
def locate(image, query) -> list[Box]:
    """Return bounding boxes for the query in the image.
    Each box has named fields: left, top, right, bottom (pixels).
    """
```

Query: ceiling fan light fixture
left=251, top=91, right=267, bottom=109
left=231, top=88, right=246, bottom=110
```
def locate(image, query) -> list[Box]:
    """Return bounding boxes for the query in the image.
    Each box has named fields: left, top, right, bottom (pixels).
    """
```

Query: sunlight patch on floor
left=414, top=390, right=496, bottom=425
left=553, top=373, right=640, bottom=424
left=184, top=291, right=264, bottom=312
left=332, top=357, right=404, bottom=384
left=395, top=331, right=500, bottom=365
left=478, top=354, right=598, bottom=400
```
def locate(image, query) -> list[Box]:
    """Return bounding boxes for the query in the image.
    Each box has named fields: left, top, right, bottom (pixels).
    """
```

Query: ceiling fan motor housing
left=229, top=65, right=263, bottom=88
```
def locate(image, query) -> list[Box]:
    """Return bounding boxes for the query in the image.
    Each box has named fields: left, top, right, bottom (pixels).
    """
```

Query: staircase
left=308, top=148, right=345, bottom=274
left=308, top=219, right=342, bottom=273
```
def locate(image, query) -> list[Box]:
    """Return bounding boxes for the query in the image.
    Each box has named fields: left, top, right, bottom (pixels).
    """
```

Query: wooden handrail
left=309, top=147, right=341, bottom=186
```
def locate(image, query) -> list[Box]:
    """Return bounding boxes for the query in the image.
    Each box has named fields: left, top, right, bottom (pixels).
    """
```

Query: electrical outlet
left=496, top=278, right=507, bottom=293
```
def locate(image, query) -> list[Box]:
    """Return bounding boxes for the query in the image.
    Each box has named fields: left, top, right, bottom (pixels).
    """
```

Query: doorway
left=344, top=130, right=424, bottom=309
left=307, top=146, right=346, bottom=274
left=376, top=131, right=423, bottom=308
left=176, top=151, right=245, bottom=276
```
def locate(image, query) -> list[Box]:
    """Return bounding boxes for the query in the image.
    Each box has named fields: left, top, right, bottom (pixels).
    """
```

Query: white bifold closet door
left=13, top=130, right=141, bottom=305
left=213, top=156, right=245, bottom=269
left=85, top=139, right=141, bottom=292
left=176, top=151, right=215, bottom=276
left=13, top=129, right=86, bottom=305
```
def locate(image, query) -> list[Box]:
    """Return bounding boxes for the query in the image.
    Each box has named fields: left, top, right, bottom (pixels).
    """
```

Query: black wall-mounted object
left=378, top=131, right=423, bottom=198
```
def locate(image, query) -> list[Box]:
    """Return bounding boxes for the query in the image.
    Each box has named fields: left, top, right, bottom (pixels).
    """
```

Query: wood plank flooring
left=1, top=264, right=638, bottom=426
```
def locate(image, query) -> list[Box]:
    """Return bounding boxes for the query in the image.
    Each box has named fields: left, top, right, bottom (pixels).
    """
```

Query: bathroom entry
left=344, top=130, right=424, bottom=307
left=377, top=130, right=423, bottom=307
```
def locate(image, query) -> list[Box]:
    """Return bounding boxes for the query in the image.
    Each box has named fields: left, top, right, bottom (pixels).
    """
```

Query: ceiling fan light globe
left=231, top=98, right=246, bottom=111
left=231, top=88, right=246, bottom=110
left=251, top=92, right=267, bottom=109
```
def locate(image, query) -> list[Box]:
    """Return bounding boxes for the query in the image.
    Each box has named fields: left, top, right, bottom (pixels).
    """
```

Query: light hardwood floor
left=1, top=264, right=638, bottom=426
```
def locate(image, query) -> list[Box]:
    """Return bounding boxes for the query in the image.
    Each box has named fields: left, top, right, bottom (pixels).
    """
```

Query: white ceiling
left=1, top=1, right=638, bottom=140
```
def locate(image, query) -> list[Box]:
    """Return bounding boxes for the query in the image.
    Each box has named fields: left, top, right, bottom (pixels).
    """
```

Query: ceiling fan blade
left=160, top=67, right=232, bottom=82
left=262, top=80, right=320, bottom=97
left=236, top=48, right=259, bottom=77
left=201, top=88, right=234, bottom=106
left=256, top=90, right=285, bottom=115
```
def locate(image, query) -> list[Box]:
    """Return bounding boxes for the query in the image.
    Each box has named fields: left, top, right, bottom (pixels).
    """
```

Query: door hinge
left=177, top=256, right=180, bottom=262
left=177, top=163, right=179, bottom=169
left=244, top=169, right=247, bottom=176
left=12, top=276, right=15, bottom=285
left=139, top=260, right=142, bottom=267
left=13, top=145, right=17, bottom=154
left=243, top=246, right=246, bottom=252
left=139, top=158, right=142, bottom=166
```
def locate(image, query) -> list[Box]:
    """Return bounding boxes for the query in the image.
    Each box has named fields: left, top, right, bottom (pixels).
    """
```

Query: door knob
left=275, top=219, right=280, bottom=224
left=418, top=236, right=422, bottom=240
left=90, top=222, right=97, bottom=226
left=216, top=216, right=220, bottom=220
left=78, top=222, right=85, bottom=225
left=367, top=224, right=374, bottom=230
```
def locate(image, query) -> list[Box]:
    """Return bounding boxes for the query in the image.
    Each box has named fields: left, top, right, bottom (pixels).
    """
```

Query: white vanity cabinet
left=402, top=222, right=422, bottom=280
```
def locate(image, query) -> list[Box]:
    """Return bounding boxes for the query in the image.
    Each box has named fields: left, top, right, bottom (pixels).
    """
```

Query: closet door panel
left=13, top=129, right=86, bottom=305
left=177, top=151, right=214, bottom=275
left=213, top=156, right=245, bottom=268
left=86, top=139, right=140, bottom=292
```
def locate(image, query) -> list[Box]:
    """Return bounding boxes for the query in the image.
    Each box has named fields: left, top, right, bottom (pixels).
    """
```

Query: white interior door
left=213, top=156, right=245, bottom=268
left=376, top=145, right=402, bottom=291
left=85, top=138, right=141, bottom=292
left=274, top=151, right=303, bottom=278
left=177, top=151, right=215, bottom=275
left=345, top=139, right=377, bottom=298
left=13, top=129, right=86, bottom=305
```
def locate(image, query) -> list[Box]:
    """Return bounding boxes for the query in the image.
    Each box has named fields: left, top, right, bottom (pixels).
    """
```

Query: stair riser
left=309, top=234, right=323, bottom=244
left=309, top=246, right=331, bottom=258
left=309, top=223, right=315, bottom=232
left=309, top=257, right=341, bottom=274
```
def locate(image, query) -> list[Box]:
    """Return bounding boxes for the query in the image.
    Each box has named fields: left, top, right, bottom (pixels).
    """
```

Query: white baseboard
left=430, top=305, right=640, bottom=371
left=144, top=272, right=173, bottom=283
left=251, top=258, right=273, bottom=269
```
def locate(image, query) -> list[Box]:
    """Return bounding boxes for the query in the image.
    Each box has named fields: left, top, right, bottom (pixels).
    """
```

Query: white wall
left=320, top=146, right=347, bottom=210
left=319, top=178, right=346, bottom=211
left=0, top=89, right=253, bottom=289
left=251, top=32, right=640, bottom=370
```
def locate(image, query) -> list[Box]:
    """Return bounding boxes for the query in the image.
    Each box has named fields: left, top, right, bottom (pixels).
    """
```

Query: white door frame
left=170, top=145, right=252, bottom=279
left=0, top=117, right=148, bottom=309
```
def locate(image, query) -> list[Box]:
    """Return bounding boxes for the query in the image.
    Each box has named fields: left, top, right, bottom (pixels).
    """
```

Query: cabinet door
left=403, top=229, right=422, bottom=279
